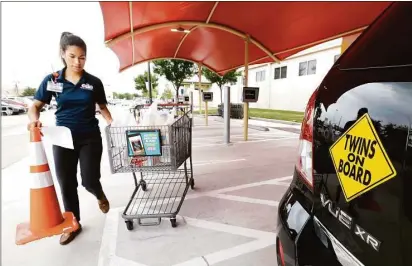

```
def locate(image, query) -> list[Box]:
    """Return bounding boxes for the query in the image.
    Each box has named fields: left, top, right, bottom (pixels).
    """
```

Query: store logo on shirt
left=81, top=83, right=94, bottom=91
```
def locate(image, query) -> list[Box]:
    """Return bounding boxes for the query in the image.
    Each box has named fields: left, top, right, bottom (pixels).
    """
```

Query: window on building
left=274, top=66, right=287, bottom=80
left=334, top=54, right=340, bottom=63
left=299, top=62, right=307, bottom=76
left=299, top=59, right=317, bottom=76
left=256, top=70, right=266, bottom=82
left=308, top=60, right=317, bottom=75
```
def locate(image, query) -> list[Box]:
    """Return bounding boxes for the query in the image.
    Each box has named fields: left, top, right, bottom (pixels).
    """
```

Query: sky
left=1, top=2, right=166, bottom=95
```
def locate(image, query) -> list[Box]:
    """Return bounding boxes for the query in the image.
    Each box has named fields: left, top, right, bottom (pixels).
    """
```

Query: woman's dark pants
left=53, top=132, right=104, bottom=223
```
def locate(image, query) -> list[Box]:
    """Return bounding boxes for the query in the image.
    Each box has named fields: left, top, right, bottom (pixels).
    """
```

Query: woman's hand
left=27, top=120, right=42, bottom=131
left=98, top=104, right=113, bottom=126
left=27, top=100, right=45, bottom=132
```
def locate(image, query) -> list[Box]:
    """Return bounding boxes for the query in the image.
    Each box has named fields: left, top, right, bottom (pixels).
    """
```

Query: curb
left=213, top=117, right=269, bottom=131
left=203, top=114, right=301, bottom=126
left=250, top=117, right=302, bottom=126
left=248, top=125, right=270, bottom=132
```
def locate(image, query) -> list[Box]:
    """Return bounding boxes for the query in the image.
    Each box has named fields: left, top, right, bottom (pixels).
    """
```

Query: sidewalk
left=2, top=108, right=298, bottom=266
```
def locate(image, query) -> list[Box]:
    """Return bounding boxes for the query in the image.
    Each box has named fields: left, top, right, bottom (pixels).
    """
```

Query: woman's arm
left=98, top=103, right=113, bottom=125
left=27, top=100, right=46, bottom=130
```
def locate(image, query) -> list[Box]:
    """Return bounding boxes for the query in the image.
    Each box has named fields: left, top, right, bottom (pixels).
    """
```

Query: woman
left=27, top=32, right=113, bottom=245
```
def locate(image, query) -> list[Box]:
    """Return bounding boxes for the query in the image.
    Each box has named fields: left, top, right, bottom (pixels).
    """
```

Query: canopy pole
left=148, top=61, right=153, bottom=104
left=224, top=85, right=231, bottom=144
left=243, top=36, right=249, bottom=141
left=198, top=63, right=202, bottom=115
left=190, top=91, right=195, bottom=128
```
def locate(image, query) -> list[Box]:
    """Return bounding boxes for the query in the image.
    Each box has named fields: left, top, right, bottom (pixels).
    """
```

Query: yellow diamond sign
left=329, top=113, right=397, bottom=202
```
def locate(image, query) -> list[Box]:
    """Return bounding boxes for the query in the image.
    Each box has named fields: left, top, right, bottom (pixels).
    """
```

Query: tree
left=153, top=59, right=195, bottom=101
left=113, top=92, right=136, bottom=100
left=202, top=69, right=241, bottom=103
left=161, top=88, right=174, bottom=101
left=124, top=93, right=133, bottom=100
left=21, top=87, right=36, bottom=97
left=134, top=71, right=159, bottom=98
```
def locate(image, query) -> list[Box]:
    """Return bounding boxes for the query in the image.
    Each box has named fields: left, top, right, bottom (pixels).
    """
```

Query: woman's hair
left=60, top=32, right=87, bottom=66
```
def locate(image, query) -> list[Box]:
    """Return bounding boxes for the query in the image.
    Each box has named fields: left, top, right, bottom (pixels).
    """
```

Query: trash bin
left=218, top=103, right=243, bottom=119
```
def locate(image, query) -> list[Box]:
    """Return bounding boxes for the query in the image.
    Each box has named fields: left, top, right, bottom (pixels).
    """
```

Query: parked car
left=2, top=106, right=13, bottom=116
left=1, top=101, right=25, bottom=115
left=4, top=96, right=33, bottom=108
left=2, top=99, right=28, bottom=113
left=276, top=2, right=412, bottom=266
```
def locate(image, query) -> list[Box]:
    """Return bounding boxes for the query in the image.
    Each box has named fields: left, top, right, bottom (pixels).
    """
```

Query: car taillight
left=296, top=89, right=318, bottom=190
left=278, top=239, right=286, bottom=266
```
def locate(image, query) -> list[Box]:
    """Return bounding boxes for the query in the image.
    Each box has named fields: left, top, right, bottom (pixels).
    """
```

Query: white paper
left=41, top=126, right=74, bottom=149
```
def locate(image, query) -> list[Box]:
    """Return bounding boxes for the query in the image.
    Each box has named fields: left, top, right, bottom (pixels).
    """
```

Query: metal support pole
left=148, top=61, right=153, bottom=104
left=224, top=85, right=231, bottom=144
left=198, top=63, right=202, bottom=114
left=190, top=91, right=194, bottom=127
left=243, top=36, right=249, bottom=141
left=205, top=101, right=209, bottom=126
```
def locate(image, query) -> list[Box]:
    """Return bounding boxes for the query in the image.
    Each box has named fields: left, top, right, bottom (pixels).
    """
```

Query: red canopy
left=99, top=1, right=392, bottom=75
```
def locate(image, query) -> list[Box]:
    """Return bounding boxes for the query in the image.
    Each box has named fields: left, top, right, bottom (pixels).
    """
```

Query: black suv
left=276, top=2, right=412, bottom=266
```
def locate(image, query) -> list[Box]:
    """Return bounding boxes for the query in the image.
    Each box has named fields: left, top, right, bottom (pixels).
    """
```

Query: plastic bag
left=110, top=105, right=137, bottom=127
left=139, top=102, right=159, bottom=127
left=139, top=103, right=176, bottom=127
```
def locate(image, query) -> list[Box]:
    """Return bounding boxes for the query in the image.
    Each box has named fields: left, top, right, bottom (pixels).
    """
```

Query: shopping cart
left=105, top=108, right=194, bottom=230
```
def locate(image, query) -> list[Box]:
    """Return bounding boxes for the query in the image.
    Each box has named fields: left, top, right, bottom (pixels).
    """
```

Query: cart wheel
left=170, top=218, right=177, bottom=228
left=190, top=178, right=195, bottom=190
left=140, top=180, right=147, bottom=191
left=125, top=220, right=134, bottom=231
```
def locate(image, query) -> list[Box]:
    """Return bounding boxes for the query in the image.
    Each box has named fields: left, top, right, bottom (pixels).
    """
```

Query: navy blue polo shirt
left=34, top=68, right=107, bottom=135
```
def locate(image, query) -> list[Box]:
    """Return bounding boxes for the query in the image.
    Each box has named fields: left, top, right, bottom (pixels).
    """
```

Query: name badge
left=46, top=81, right=63, bottom=93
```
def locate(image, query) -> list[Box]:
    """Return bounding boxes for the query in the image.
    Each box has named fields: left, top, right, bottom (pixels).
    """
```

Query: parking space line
left=186, top=176, right=292, bottom=199
left=99, top=208, right=149, bottom=266
left=193, top=159, right=246, bottom=166
left=110, top=256, right=148, bottom=266
left=172, top=239, right=276, bottom=266
left=275, top=182, right=291, bottom=187
left=99, top=208, right=277, bottom=266
left=171, top=257, right=208, bottom=266
left=203, top=238, right=276, bottom=265
left=193, top=137, right=298, bottom=148
left=184, top=217, right=275, bottom=239
left=193, top=132, right=297, bottom=140
left=208, top=194, right=279, bottom=207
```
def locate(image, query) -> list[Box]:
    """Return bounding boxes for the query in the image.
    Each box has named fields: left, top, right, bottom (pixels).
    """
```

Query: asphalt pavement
left=2, top=106, right=300, bottom=266
left=2, top=113, right=31, bottom=168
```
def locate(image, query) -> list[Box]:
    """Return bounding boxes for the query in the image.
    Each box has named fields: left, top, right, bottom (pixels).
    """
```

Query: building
left=229, top=38, right=343, bottom=112
left=184, top=38, right=344, bottom=112
left=170, top=37, right=346, bottom=112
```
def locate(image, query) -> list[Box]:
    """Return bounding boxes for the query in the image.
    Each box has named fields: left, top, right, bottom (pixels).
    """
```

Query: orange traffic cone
left=15, top=127, right=79, bottom=245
